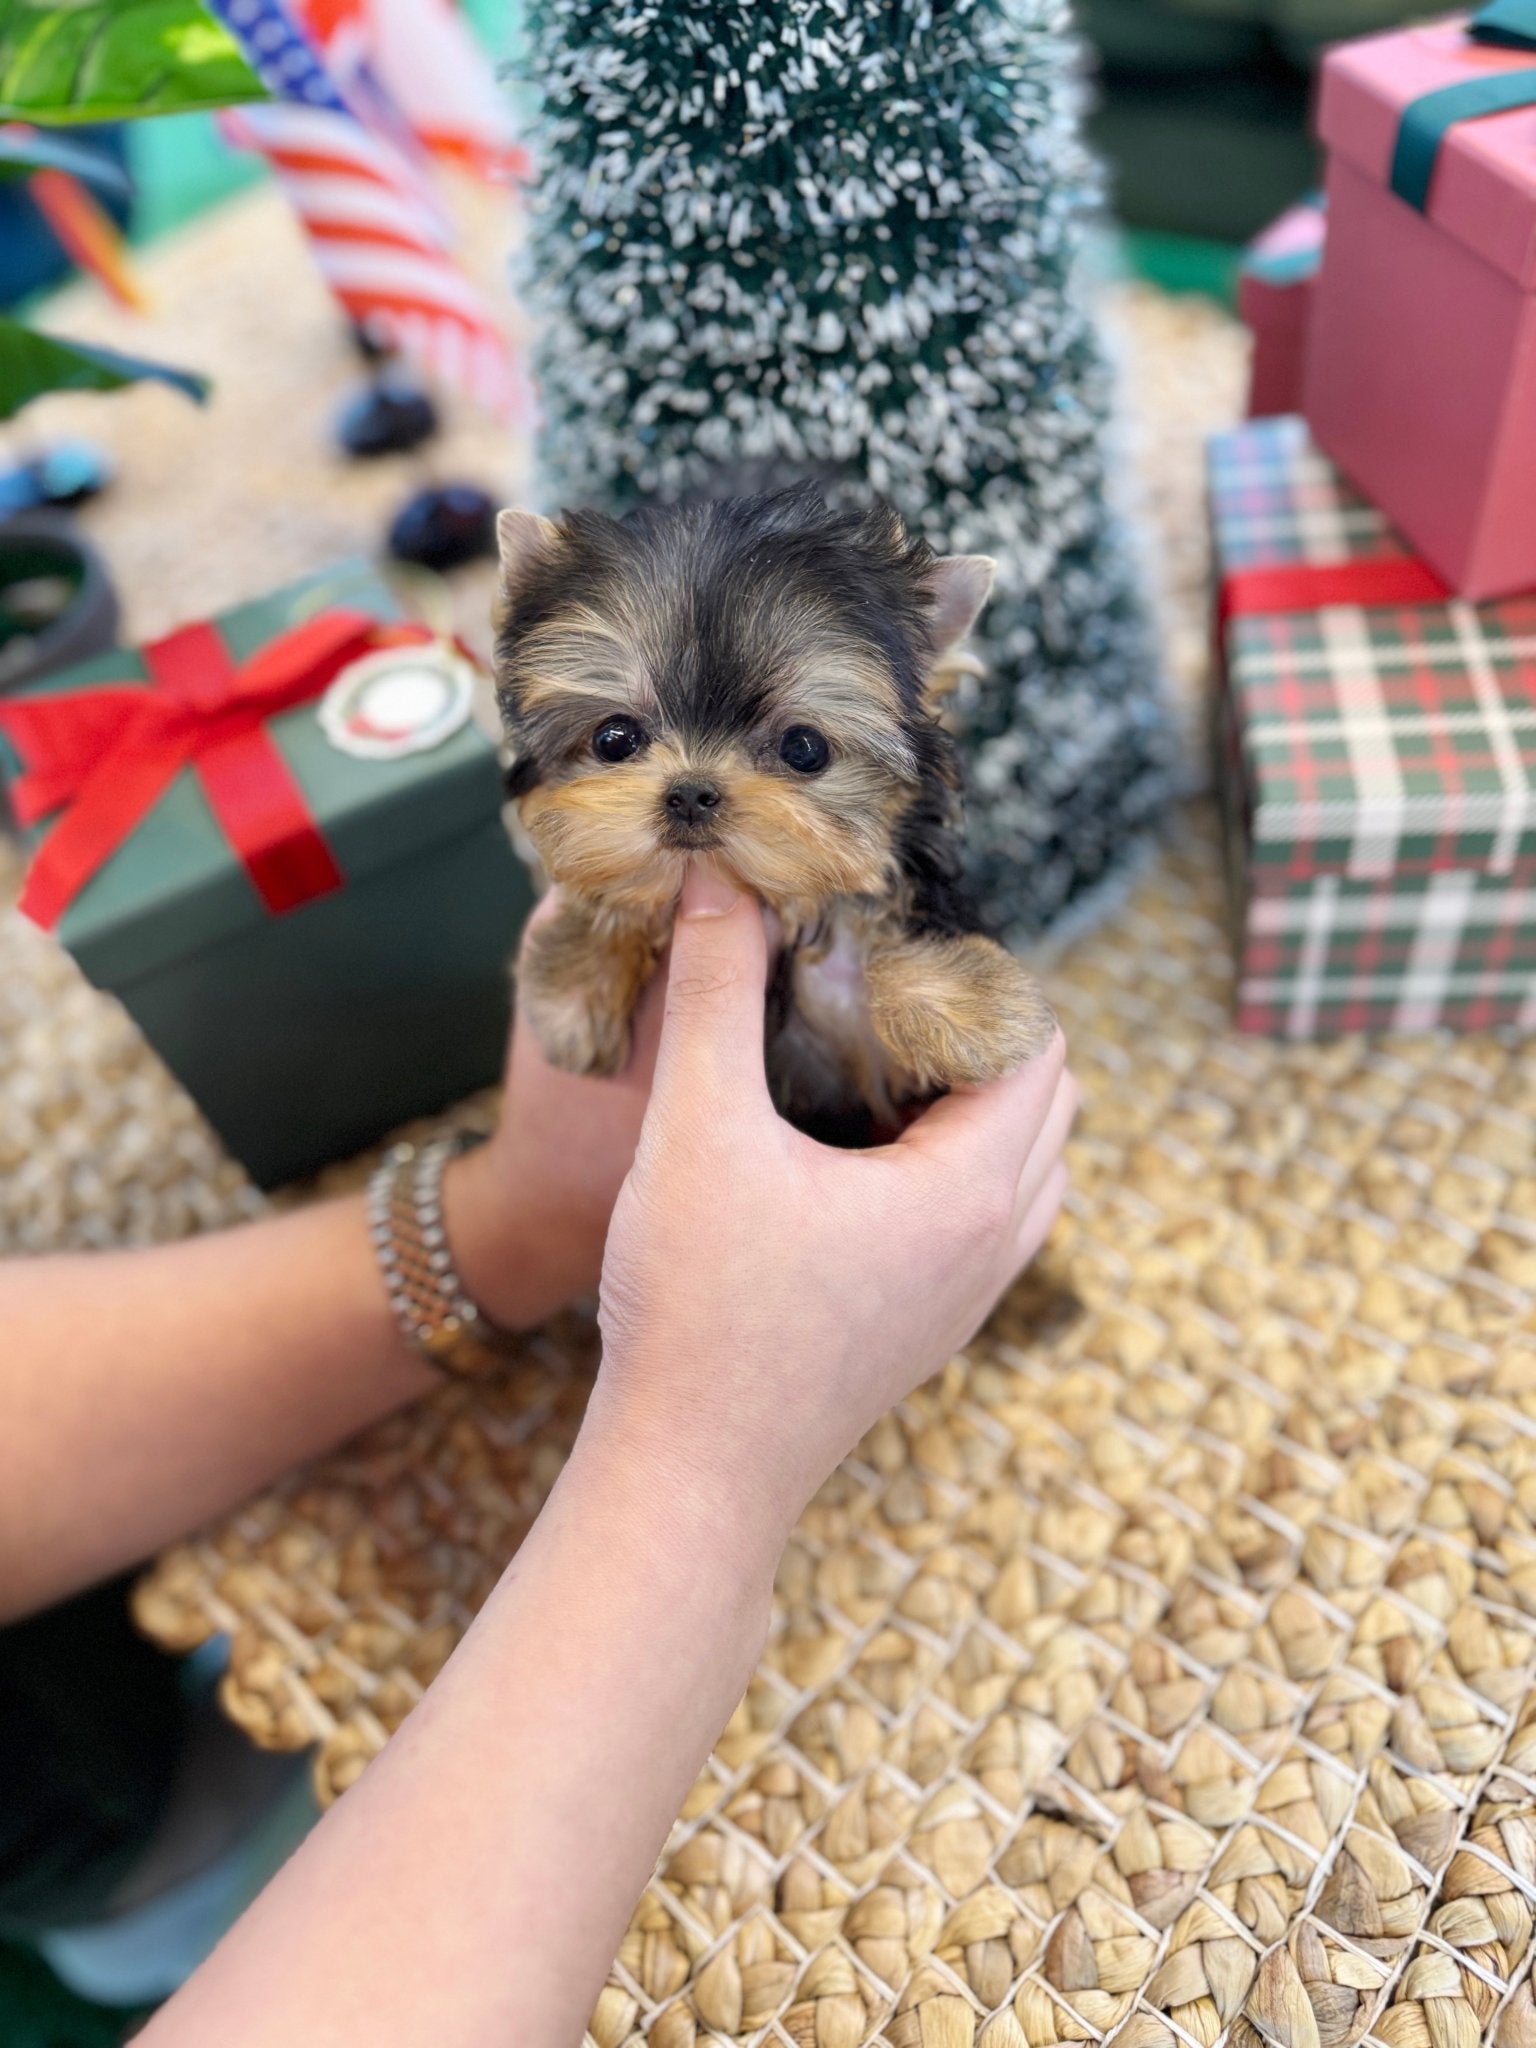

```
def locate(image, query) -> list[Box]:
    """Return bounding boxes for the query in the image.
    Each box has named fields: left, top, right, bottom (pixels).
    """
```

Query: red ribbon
left=1219, top=555, right=1453, bottom=630
left=0, top=608, right=433, bottom=931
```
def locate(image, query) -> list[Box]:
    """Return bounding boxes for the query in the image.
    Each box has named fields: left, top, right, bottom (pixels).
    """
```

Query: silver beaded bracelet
left=366, top=1131, right=515, bottom=1379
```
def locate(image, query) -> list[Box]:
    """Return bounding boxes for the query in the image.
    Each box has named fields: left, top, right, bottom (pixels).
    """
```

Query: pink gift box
left=1305, top=14, right=1536, bottom=601
left=1239, top=198, right=1327, bottom=419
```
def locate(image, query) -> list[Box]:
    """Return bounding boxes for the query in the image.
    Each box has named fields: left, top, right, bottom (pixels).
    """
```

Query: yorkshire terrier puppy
left=495, top=488, right=1053, bottom=1143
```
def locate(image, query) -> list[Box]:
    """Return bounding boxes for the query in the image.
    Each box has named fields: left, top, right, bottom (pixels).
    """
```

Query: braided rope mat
left=131, top=803, right=1536, bottom=2048
left=16, top=207, right=1531, bottom=2044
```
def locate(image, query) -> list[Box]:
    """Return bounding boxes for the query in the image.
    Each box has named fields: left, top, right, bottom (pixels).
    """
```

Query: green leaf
left=0, top=0, right=269, bottom=123
left=0, top=121, right=131, bottom=186
left=0, top=314, right=208, bottom=417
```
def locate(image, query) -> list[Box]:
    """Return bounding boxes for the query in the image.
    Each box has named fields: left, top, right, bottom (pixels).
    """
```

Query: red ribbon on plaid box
left=1220, top=558, right=1451, bottom=629
left=1209, top=416, right=1536, bottom=1038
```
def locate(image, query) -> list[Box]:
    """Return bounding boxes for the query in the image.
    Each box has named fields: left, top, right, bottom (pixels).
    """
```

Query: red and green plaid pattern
left=1209, top=416, right=1412, bottom=571
left=1210, top=416, right=1536, bottom=1037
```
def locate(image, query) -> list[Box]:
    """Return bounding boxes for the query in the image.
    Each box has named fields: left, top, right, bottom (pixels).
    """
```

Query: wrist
left=575, top=1366, right=799, bottom=1590
left=440, top=1141, right=582, bottom=1333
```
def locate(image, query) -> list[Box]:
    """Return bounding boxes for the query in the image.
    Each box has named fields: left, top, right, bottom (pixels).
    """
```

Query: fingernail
left=680, top=868, right=740, bottom=921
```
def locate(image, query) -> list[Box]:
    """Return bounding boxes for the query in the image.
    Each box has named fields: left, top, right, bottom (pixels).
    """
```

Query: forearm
left=0, top=1146, right=566, bottom=1623
left=0, top=1194, right=434, bottom=1620
left=143, top=1426, right=776, bottom=2048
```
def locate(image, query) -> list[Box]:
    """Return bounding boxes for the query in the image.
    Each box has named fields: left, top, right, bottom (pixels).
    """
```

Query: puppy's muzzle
left=663, top=777, right=723, bottom=841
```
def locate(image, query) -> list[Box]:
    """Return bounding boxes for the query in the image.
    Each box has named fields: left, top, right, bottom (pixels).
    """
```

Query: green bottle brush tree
left=521, top=0, right=1173, bottom=941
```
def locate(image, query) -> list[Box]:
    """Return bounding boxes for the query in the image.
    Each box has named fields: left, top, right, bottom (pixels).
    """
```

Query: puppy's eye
left=592, top=715, right=646, bottom=763
left=779, top=725, right=830, bottom=775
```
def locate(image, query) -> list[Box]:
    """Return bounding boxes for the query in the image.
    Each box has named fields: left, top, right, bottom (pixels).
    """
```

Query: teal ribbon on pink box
left=1393, top=0, right=1536, bottom=208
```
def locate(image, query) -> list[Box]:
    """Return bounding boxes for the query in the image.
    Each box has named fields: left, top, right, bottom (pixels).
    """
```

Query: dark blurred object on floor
left=386, top=481, right=497, bottom=570
left=1081, top=0, right=1424, bottom=243
left=0, top=1579, right=184, bottom=1937
left=0, top=1937, right=148, bottom=2048
left=0, top=444, right=114, bottom=518
left=335, top=375, right=439, bottom=459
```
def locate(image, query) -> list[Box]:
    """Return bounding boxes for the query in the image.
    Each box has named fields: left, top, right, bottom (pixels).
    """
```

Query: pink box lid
left=1319, top=13, right=1536, bottom=288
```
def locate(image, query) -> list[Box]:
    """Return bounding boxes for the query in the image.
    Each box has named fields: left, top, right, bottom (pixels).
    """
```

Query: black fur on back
left=897, top=714, right=985, bottom=940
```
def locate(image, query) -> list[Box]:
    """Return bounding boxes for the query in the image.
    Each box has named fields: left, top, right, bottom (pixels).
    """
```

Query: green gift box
left=0, top=561, right=533, bottom=1188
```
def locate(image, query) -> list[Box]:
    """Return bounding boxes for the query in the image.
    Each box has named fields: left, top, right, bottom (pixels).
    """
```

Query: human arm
left=0, top=901, right=664, bottom=1624
left=142, top=867, right=1076, bottom=2048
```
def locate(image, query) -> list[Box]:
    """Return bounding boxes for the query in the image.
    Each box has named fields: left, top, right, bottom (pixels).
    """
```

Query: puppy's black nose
left=665, top=779, right=722, bottom=827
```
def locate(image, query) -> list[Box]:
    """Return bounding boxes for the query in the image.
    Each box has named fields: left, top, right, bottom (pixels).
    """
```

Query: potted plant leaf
left=0, top=0, right=269, bottom=701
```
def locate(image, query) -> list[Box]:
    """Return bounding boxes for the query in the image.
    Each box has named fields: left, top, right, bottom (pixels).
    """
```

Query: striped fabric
left=297, top=0, right=530, bottom=184
left=210, top=0, right=530, bottom=423
left=1210, top=417, right=1536, bottom=1038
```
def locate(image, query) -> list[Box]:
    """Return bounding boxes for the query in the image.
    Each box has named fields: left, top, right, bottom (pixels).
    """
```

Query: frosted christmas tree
left=520, top=0, right=1170, bottom=941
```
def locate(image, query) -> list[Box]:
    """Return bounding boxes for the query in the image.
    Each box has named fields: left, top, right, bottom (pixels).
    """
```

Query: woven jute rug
left=26, top=191, right=1536, bottom=2048
left=129, top=798, right=1536, bottom=2048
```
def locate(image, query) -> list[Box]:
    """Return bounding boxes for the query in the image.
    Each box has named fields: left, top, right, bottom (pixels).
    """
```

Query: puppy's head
left=495, top=488, right=993, bottom=919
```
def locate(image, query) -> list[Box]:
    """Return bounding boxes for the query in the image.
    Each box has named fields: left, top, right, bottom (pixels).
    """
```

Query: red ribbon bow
left=0, top=607, right=433, bottom=931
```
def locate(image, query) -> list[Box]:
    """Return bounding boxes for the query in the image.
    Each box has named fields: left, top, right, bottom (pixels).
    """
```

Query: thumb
left=652, top=866, right=772, bottom=1118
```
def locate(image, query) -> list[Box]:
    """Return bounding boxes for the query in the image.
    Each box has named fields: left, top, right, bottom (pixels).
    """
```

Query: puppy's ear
left=925, top=555, right=996, bottom=656
left=497, top=509, right=561, bottom=609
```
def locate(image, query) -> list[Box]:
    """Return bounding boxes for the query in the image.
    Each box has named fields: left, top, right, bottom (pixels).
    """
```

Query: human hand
left=444, top=890, right=666, bottom=1330
left=582, top=868, right=1076, bottom=1568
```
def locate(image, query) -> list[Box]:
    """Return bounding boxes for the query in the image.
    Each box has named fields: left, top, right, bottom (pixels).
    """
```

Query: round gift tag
left=319, top=642, right=477, bottom=761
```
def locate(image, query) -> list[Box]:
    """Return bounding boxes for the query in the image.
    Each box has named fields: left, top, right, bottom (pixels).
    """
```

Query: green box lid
left=0, top=560, right=512, bottom=991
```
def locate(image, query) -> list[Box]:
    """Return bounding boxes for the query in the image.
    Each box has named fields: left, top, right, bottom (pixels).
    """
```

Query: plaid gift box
left=1210, top=414, right=1536, bottom=1038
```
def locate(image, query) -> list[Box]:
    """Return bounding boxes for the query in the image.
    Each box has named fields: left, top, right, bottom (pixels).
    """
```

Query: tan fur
left=495, top=509, right=559, bottom=615
left=521, top=738, right=902, bottom=934
left=718, top=772, right=897, bottom=911
left=767, top=639, right=914, bottom=778
left=519, top=757, right=685, bottom=918
left=498, top=506, right=1046, bottom=1111
left=865, top=933, right=1056, bottom=1092
left=514, top=695, right=1049, bottom=1101
left=516, top=556, right=687, bottom=702
left=520, top=895, right=662, bottom=1077
left=924, top=555, right=996, bottom=656
left=919, top=557, right=993, bottom=711
left=514, top=606, right=659, bottom=717
left=925, top=645, right=986, bottom=708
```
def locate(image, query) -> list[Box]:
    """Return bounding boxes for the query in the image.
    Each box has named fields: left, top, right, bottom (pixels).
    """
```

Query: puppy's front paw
left=868, top=933, right=1055, bottom=1090
left=523, top=977, right=631, bottom=1077
left=519, top=912, right=640, bottom=1077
